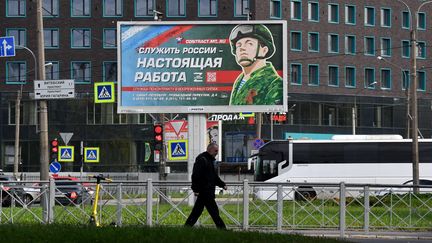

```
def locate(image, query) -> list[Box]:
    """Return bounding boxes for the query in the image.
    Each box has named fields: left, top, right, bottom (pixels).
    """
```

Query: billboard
left=117, top=21, right=287, bottom=113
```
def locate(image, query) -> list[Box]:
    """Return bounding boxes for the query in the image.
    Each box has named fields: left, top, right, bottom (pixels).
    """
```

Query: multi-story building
left=1, top=0, right=431, bottom=173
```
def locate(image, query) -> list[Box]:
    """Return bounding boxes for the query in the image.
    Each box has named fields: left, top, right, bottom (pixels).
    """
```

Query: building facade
left=0, top=0, right=431, bottom=173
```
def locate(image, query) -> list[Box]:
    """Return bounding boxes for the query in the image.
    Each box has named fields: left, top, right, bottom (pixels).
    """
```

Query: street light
left=352, top=81, right=377, bottom=135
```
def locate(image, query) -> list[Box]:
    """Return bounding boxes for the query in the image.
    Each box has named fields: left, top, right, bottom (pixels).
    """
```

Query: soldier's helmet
left=229, top=24, right=276, bottom=59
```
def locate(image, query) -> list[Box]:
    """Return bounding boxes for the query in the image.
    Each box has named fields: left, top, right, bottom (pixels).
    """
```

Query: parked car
left=0, top=174, right=25, bottom=207
left=53, top=177, right=92, bottom=206
left=375, top=179, right=432, bottom=196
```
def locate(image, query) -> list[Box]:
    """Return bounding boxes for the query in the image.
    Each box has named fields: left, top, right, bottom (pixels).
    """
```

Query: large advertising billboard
left=117, top=21, right=287, bottom=113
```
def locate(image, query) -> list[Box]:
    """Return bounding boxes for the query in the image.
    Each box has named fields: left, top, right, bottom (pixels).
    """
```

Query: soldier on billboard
left=229, top=24, right=283, bottom=105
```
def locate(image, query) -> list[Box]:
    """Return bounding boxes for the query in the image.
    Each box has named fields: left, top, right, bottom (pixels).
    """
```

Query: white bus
left=248, top=136, right=432, bottom=199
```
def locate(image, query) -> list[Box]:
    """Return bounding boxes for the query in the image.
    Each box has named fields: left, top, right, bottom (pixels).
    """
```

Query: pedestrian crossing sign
left=167, top=140, right=188, bottom=161
left=94, top=82, right=115, bottom=103
left=84, top=147, right=100, bottom=163
left=58, top=146, right=74, bottom=162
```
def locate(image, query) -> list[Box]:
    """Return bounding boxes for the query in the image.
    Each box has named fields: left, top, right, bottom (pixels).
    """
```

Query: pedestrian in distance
left=185, top=143, right=227, bottom=229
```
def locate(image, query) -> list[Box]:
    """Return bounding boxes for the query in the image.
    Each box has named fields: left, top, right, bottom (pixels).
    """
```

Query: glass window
left=168, top=0, right=186, bottom=16
left=308, top=32, right=319, bottom=52
left=364, top=68, right=375, bottom=88
left=6, top=62, right=26, bottom=84
left=328, top=4, right=339, bottom=23
left=291, top=0, right=301, bottom=20
left=402, top=11, right=410, bottom=29
left=6, top=29, right=26, bottom=47
left=308, top=2, right=319, bottom=22
left=328, top=34, right=339, bottom=53
left=291, top=63, right=302, bottom=84
left=381, top=69, right=391, bottom=89
left=200, top=0, right=217, bottom=17
left=103, top=29, right=117, bottom=48
left=345, top=66, right=356, bottom=87
left=345, top=5, right=355, bottom=24
left=364, top=6, right=375, bottom=26
left=402, top=70, right=410, bottom=90
left=308, top=65, right=319, bottom=86
left=235, top=0, right=248, bottom=16
left=345, top=35, right=356, bottom=54
left=270, top=0, right=281, bottom=18
left=103, top=62, right=117, bottom=82
left=364, top=37, right=375, bottom=56
left=104, top=0, right=122, bottom=17
left=71, top=29, right=91, bottom=48
left=71, top=61, right=91, bottom=84
left=380, top=38, right=391, bottom=57
left=136, top=0, right=154, bottom=17
left=72, top=0, right=91, bottom=17
left=291, top=31, right=302, bottom=51
left=328, top=66, right=339, bottom=86
left=44, top=29, right=59, bottom=48
left=45, top=61, right=59, bottom=80
left=7, top=0, right=25, bottom=17
left=381, top=8, right=391, bottom=27
left=417, top=71, right=426, bottom=91
left=418, top=12, right=426, bottom=30
left=402, top=40, right=410, bottom=58
left=43, top=0, right=59, bottom=17
left=417, top=41, right=426, bottom=59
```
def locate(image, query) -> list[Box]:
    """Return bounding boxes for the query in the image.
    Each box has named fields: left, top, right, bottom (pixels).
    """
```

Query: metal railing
left=1, top=180, right=431, bottom=237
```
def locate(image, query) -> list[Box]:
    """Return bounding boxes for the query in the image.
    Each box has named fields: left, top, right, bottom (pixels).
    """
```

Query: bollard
left=48, top=178, right=55, bottom=224
left=277, top=185, right=283, bottom=232
left=242, top=179, right=249, bottom=230
left=363, top=186, right=370, bottom=233
left=339, top=182, right=346, bottom=238
left=116, top=183, right=123, bottom=226
left=146, top=179, right=153, bottom=226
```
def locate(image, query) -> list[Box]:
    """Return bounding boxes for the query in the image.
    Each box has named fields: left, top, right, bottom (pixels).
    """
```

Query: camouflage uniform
left=229, top=63, right=283, bottom=105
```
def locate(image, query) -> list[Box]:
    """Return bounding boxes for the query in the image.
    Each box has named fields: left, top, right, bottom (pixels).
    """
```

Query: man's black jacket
left=191, top=151, right=225, bottom=196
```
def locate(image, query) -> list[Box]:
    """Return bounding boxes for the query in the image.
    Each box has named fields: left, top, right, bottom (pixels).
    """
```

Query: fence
left=1, top=179, right=431, bottom=237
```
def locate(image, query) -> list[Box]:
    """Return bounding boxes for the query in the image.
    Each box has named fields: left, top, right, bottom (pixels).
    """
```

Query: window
left=234, top=0, right=248, bottom=16
left=168, top=0, right=186, bottom=17
left=345, top=66, right=356, bottom=87
left=103, top=62, right=117, bottom=82
left=199, top=0, right=217, bottom=17
left=270, top=0, right=281, bottom=18
left=345, top=5, right=355, bottom=24
left=136, top=0, right=154, bottom=17
left=308, top=2, right=319, bottom=22
left=71, top=61, right=91, bottom=84
left=44, top=28, right=59, bottom=48
left=7, top=0, right=26, bottom=17
left=402, top=40, right=410, bottom=58
left=417, top=41, right=426, bottom=59
left=43, top=0, right=59, bottom=17
left=328, top=66, right=339, bottom=86
left=308, top=32, right=319, bottom=52
left=417, top=71, right=426, bottom=91
left=291, top=63, right=302, bottom=84
left=345, top=35, right=356, bottom=54
left=291, top=0, right=301, bottom=20
left=364, top=68, right=375, bottom=88
left=381, top=8, right=391, bottom=27
left=7, top=62, right=26, bottom=84
left=308, top=64, right=319, bottom=85
left=328, top=4, right=339, bottom=23
left=364, top=7, right=375, bottom=26
left=381, top=69, right=391, bottom=89
left=291, top=31, right=302, bottom=51
left=402, top=70, right=410, bottom=90
left=402, top=11, right=410, bottom=29
left=328, top=34, right=339, bottom=53
left=71, top=29, right=91, bottom=48
left=104, top=0, right=123, bottom=17
left=380, top=38, right=391, bottom=57
left=45, top=61, right=59, bottom=80
left=364, top=37, right=375, bottom=56
left=6, top=29, right=26, bottom=47
left=72, top=0, right=91, bottom=17
left=103, top=29, right=117, bottom=48
left=418, top=12, right=426, bottom=30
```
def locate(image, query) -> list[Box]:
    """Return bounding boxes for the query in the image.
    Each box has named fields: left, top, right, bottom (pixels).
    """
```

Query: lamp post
left=377, top=56, right=411, bottom=138
left=352, top=81, right=377, bottom=135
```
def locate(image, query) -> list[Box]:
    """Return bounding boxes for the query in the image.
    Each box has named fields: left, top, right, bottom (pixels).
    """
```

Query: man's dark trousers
left=185, top=192, right=226, bottom=229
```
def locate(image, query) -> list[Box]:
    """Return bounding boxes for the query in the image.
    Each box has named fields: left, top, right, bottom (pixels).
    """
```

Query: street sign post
left=0, top=36, right=15, bottom=57
left=34, top=79, right=75, bottom=99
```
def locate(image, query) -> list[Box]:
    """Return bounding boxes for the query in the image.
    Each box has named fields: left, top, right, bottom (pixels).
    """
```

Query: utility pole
left=410, top=24, right=419, bottom=194
left=13, top=90, right=21, bottom=178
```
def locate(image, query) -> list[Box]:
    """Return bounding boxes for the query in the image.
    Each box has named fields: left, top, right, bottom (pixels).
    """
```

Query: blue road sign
left=94, top=82, right=115, bottom=103
left=0, top=36, right=15, bottom=57
left=168, top=140, right=188, bottom=161
left=50, top=162, right=61, bottom=173
left=253, top=138, right=265, bottom=149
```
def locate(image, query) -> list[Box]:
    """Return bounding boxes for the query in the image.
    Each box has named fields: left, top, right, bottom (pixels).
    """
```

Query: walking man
left=185, top=143, right=227, bottom=229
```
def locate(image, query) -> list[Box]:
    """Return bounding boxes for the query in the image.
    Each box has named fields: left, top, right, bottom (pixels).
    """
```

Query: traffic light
left=51, top=138, right=59, bottom=161
left=154, top=124, right=163, bottom=151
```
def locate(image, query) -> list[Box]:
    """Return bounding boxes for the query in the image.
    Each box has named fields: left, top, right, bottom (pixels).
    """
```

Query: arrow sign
left=0, top=36, right=15, bottom=57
